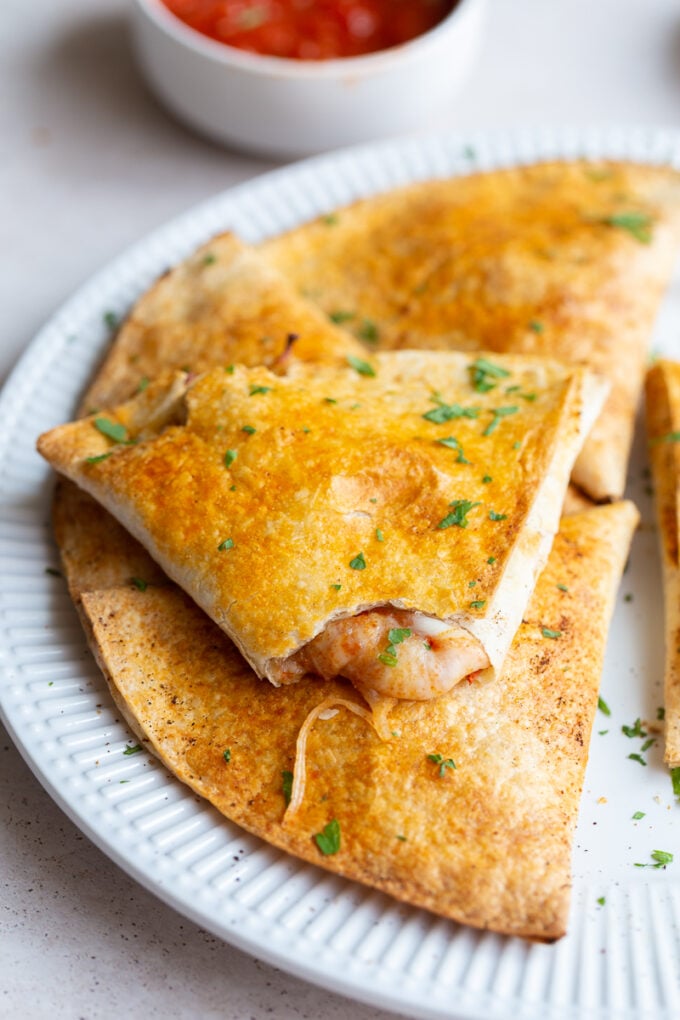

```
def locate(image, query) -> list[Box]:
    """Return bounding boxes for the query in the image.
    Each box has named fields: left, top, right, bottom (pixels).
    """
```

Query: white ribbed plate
left=2, top=127, right=680, bottom=1020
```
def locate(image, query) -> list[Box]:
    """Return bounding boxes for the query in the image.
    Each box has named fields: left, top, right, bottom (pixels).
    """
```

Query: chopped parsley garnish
left=223, top=748, right=231, bottom=763
left=224, top=449, right=238, bottom=468
left=137, top=376, right=149, bottom=392
left=602, top=211, right=653, bottom=244
left=103, top=311, right=118, bottom=330
left=282, top=770, right=293, bottom=804
left=378, top=628, right=412, bottom=667
left=482, top=475, right=492, bottom=483
left=482, top=406, right=519, bottom=437
left=528, top=320, right=544, bottom=333
left=488, top=510, right=507, bottom=521
left=357, top=319, right=379, bottom=345
left=330, top=583, right=342, bottom=591
left=202, top=252, right=217, bottom=265
left=314, top=819, right=341, bottom=855
left=123, top=743, right=142, bottom=756
left=423, top=400, right=480, bottom=424
left=632, top=811, right=646, bottom=820
left=86, top=452, right=113, bottom=464
left=427, top=753, right=457, bottom=777
left=541, top=627, right=562, bottom=639
left=329, top=310, right=355, bottom=324
left=437, top=499, right=481, bottom=530
left=469, top=599, right=486, bottom=609
left=487, top=556, right=496, bottom=564
left=249, top=384, right=271, bottom=396
left=597, top=896, right=606, bottom=906
left=349, top=552, right=366, bottom=570
left=45, top=567, right=62, bottom=577
left=94, top=417, right=128, bottom=443
left=556, top=584, right=569, bottom=593
left=622, top=718, right=647, bottom=739
left=658, top=707, right=666, bottom=721
left=322, top=213, right=338, bottom=226
left=650, top=430, right=680, bottom=444
left=324, top=396, right=337, bottom=404
left=347, top=355, right=376, bottom=377
left=241, top=425, right=256, bottom=434
left=670, top=767, right=680, bottom=799
left=225, top=364, right=235, bottom=374
left=598, top=696, right=611, bottom=717
left=396, top=834, right=407, bottom=841
left=130, top=577, right=147, bottom=591
left=436, top=436, right=470, bottom=463
left=218, top=538, right=234, bottom=551
left=469, top=357, right=511, bottom=394
left=375, top=528, right=385, bottom=542
left=641, top=737, right=656, bottom=753
left=635, top=850, right=673, bottom=868
left=628, top=753, right=647, bottom=766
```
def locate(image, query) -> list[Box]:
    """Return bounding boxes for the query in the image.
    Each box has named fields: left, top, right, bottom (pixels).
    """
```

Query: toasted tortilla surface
left=39, top=351, right=604, bottom=689
left=645, top=359, right=680, bottom=766
left=263, top=160, right=680, bottom=501
left=80, top=501, right=638, bottom=940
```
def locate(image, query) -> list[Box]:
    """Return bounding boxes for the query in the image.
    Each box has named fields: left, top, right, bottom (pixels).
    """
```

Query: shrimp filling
left=283, top=608, right=489, bottom=700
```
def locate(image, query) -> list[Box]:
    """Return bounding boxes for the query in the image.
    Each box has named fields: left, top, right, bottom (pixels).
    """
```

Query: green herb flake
left=557, top=584, right=569, bottom=593
left=86, top=452, right=113, bottom=464
left=641, top=737, right=656, bottom=753
left=541, top=627, right=562, bottom=640
left=218, top=538, right=235, bottom=552
left=396, top=834, right=407, bottom=842
left=436, top=436, right=470, bottom=463
left=224, top=449, right=238, bottom=468
left=602, top=211, right=654, bottom=244
left=223, top=748, right=231, bottom=764
left=376, top=528, right=385, bottom=542
left=324, top=397, right=338, bottom=405
left=670, top=767, right=680, bottom=799
left=658, top=706, right=666, bottom=721
left=241, top=425, right=256, bottom=434
left=224, top=364, right=235, bottom=374
left=598, top=696, right=611, bottom=717
left=427, top=753, right=457, bottom=778
left=94, top=416, right=128, bottom=443
left=483, top=406, right=519, bottom=437
left=482, top=475, right=493, bottom=484
left=331, top=583, right=342, bottom=591
left=123, top=743, right=142, bottom=756
left=322, top=213, right=339, bottom=226
left=349, top=552, right=366, bottom=570
left=378, top=650, right=399, bottom=668
left=628, top=753, right=647, bottom=766
left=650, top=431, right=680, bottom=445
left=528, top=320, right=544, bottom=333
left=469, top=357, right=511, bottom=394
left=329, top=310, right=355, bottom=324
left=103, top=311, right=118, bottom=331
left=314, top=819, right=341, bottom=855
left=488, top=510, right=507, bottom=521
left=632, top=811, right=646, bottom=820
left=347, top=355, right=376, bottom=377
left=597, top=896, right=606, bottom=906
left=651, top=849, right=674, bottom=867
left=130, top=577, right=147, bottom=592
left=137, top=376, right=149, bottom=393
left=487, top=556, right=496, bottom=564
left=423, top=401, right=480, bottom=424
left=281, top=770, right=293, bottom=805
left=249, top=384, right=272, bottom=396
left=202, top=252, right=217, bottom=265
left=45, top=567, right=62, bottom=577
left=598, top=730, right=609, bottom=736
left=437, top=499, right=481, bottom=530
left=469, top=599, right=487, bottom=609
left=622, top=718, right=647, bottom=739
left=358, top=319, right=379, bottom=345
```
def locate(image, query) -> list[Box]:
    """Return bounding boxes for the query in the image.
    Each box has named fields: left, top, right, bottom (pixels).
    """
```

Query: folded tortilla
left=645, top=359, right=680, bottom=766
left=79, top=501, right=638, bottom=940
left=39, top=351, right=606, bottom=701
left=263, top=160, right=680, bottom=502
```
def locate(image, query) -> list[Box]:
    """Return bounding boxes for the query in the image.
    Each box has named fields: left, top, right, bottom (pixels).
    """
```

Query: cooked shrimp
left=289, top=607, right=489, bottom=700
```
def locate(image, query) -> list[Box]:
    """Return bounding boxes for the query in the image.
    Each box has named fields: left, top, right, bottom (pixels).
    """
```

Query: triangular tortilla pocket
left=79, top=501, right=638, bottom=941
left=645, top=359, right=680, bottom=766
left=39, top=351, right=606, bottom=701
left=263, top=160, right=680, bottom=501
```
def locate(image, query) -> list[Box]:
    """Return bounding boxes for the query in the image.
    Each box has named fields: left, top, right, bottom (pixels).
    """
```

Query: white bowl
left=131, top=0, right=486, bottom=158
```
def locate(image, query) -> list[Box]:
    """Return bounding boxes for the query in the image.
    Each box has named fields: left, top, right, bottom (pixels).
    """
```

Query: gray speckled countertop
left=3, top=1, right=680, bottom=1016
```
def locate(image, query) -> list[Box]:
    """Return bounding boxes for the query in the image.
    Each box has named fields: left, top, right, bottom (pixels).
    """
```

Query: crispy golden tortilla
left=263, top=161, right=680, bottom=502
left=79, top=501, right=638, bottom=941
left=645, top=359, right=680, bottom=766
left=39, top=352, right=606, bottom=698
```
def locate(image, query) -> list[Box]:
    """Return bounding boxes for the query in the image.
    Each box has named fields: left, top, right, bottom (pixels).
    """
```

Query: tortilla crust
left=263, top=160, right=680, bottom=502
left=645, top=360, right=680, bottom=766
left=80, top=501, right=638, bottom=940
left=39, top=352, right=605, bottom=685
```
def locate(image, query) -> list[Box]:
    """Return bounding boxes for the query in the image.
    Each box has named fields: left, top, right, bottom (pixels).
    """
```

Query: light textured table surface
left=3, top=1, right=680, bottom=1017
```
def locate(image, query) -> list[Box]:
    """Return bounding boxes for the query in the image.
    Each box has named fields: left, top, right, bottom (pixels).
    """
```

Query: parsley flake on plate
left=622, top=718, right=647, bottom=738
left=632, top=811, right=646, bottom=820
left=628, top=753, right=647, bottom=766
left=224, top=449, right=238, bottom=468
left=598, top=696, right=611, bottom=716
left=635, top=850, right=673, bottom=868
left=671, top=767, right=680, bottom=799
left=314, top=819, right=341, bottom=855
left=123, top=743, right=142, bottom=756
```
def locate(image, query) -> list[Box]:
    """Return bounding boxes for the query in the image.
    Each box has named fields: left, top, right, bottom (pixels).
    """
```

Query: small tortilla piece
left=645, top=359, right=680, bottom=766
left=263, top=161, right=680, bottom=501
left=39, top=352, right=606, bottom=698
left=84, top=232, right=366, bottom=411
left=80, top=501, right=639, bottom=940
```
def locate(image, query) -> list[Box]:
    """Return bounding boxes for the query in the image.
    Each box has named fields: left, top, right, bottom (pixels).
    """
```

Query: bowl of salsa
left=132, top=0, right=486, bottom=157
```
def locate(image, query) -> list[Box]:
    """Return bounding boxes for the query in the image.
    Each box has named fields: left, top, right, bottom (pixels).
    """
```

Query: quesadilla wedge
left=79, top=501, right=639, bottom=940
left=263, top=160, right=680, bottom=502
left=39, top=351, right=606, bottom=701
left=645, top=359, right=680, bottom=766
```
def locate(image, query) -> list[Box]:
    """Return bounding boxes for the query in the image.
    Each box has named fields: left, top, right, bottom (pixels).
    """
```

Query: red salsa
left=161, top=0, right=458, bottom=60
